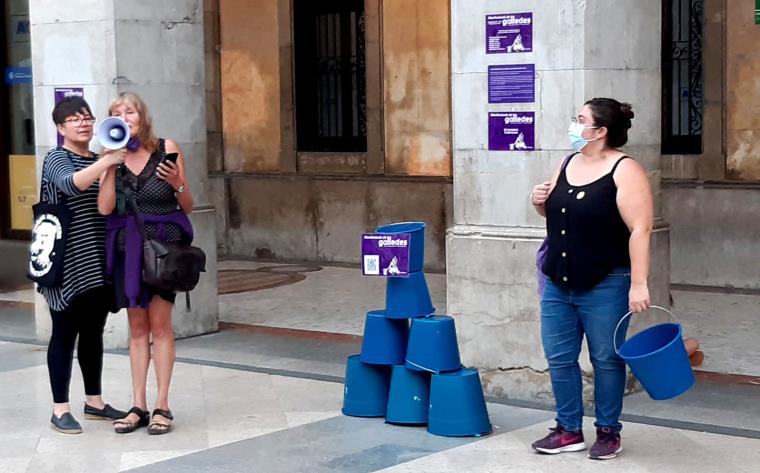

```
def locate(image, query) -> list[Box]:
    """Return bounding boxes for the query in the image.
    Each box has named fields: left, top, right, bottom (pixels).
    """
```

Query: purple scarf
left=106, top=211, right=194, bottom=307
left=536, top=237, right=549, bottom=296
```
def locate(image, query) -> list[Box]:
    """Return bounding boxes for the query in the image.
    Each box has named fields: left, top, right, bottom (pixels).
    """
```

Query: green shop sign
left=756, top=0, right=760, bottom=25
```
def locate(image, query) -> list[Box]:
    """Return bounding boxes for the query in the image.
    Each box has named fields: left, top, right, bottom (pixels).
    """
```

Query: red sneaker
left=531, top=424, right=586, bottom=454
left=588, top=427, right=622, bottom=460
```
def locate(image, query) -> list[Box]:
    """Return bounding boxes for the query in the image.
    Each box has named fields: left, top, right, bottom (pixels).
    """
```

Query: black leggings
left=47, top=287, right=110, bottom=403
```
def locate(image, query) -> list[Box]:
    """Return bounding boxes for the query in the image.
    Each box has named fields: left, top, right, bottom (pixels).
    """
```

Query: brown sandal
left=148, top=408, right=173, bottom=435
left=113, top=407, right=149, bottom=434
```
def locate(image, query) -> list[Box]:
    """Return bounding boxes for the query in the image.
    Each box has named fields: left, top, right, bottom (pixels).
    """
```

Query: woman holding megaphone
left=98, top=92, right=194, bottom=435
left=36, top=96, right=128, bottom=434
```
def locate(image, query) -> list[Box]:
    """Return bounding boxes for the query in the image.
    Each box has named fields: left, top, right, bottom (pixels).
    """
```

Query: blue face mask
left=567, top=122, right=599, bottom=151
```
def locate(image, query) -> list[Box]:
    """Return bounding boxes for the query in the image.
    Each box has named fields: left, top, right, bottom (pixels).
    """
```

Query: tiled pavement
left=0, top=335, right=758, bottom=473
left=1, top=260, right=760, bottom=472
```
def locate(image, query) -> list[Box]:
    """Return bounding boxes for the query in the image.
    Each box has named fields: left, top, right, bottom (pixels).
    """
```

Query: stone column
left=30, top=0, right=218, bottom=348
left=448, top=0, right=669, bottom=401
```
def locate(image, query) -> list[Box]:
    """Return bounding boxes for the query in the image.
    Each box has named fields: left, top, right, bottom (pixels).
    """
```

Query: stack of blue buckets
left=342, top=222, right=492, bottom=437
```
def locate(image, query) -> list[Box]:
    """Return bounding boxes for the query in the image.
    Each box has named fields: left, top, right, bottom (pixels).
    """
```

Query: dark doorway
left=293, top=0, right=367, bottom=153
left=662, top=0, right=704, bottom=155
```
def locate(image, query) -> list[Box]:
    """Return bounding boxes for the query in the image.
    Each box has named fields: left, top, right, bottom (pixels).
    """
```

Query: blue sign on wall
left=5, top=67, right=32, bottom=85
left=488, top=64, right=535, bottom=103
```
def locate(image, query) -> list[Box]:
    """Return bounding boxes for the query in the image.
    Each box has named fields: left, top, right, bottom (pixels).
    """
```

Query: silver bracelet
left=529, top=192, right=540, bottom=206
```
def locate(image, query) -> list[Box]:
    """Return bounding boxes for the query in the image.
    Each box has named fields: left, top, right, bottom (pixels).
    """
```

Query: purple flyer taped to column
left=489, top=111, right=535, bottom=151
left=54, top=87, right=84, bottom=146
left=362, top=233, right=410, bottom=277
left=486, top=13, right=533, bottom=54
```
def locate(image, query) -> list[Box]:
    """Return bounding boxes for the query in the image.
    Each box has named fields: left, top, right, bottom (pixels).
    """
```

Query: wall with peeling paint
left=218, top=0, right=452, bottom=177
left=383, top=0, right=452, bottom=176
left=212, top=0, right=453, bottom=266
left=219, top=0, right=282, bottom=173
left=726, top=0, right=760, bottom=180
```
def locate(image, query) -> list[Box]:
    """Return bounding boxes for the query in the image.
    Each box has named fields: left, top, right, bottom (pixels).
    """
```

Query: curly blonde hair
left=108, top=92, right=159, bottom=153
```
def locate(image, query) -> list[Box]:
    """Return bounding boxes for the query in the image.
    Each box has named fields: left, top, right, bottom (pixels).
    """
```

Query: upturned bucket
left=405, top=315, right=462, bottom=373
left=385, top=364, right=431, bottom=425
left=375, top=221, right=426, bottom=273
left=360, top=310, right=409, bottom=365
left=342, top=354, right=391, bottom=417
left=384, top=271, right=435, bottom=318
left=427, top=368, right=492, bottom=437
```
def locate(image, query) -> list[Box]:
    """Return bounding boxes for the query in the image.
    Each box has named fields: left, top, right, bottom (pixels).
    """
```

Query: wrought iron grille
left=294, top=0, right=367, bottom=152
left=662, top=0, right=703, bottom=154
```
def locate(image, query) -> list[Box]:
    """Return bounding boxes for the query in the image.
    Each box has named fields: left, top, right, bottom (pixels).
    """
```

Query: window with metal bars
left=662, top=0, right=704, bottom=155
left=293, top=0, right=367, bottom=153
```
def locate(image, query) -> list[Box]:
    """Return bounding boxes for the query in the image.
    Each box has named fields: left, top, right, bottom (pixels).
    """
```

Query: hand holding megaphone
left=97, top=116, right=130, bottom=150
left=101, top=148, right=126, bottom=167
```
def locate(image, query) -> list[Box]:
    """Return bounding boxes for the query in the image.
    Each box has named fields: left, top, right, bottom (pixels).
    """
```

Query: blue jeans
left=540, top=268, right=631, bottom=433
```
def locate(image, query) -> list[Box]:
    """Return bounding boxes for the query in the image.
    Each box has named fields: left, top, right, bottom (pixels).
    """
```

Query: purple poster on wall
left=361, top=233, right=410, bottom=277
left=489, top=111, right=535, bottom=151
left=486, top=13, right=533, bottom=54
left=488, top=64, right=535, bottom=103
left=54, top=87, right=84, bottom=146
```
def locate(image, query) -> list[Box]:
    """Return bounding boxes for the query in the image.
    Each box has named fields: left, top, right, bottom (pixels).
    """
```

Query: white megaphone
left=97, top=116, right=130, bottom=149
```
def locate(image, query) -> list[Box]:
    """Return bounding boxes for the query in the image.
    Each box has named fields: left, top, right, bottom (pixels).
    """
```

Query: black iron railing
left=662, top=0, right=704, bottom=154
left=294, top=0, right=367, bottom=152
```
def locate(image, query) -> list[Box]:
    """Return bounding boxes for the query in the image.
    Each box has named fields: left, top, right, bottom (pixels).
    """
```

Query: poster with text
left=489, top=112, right=535, bottom=151
left=361, top=233, right=410, bottom=277
left=488, top=64, right=535, bottom=103
left=486, top=13, right=533, bottom=54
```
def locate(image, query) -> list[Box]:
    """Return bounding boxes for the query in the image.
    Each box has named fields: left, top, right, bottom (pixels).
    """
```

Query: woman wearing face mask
left=98, top=92, right=193, bottom=435
left=39, top=96, right=127, bottom=434
left=529, top=98, right=653, bottom=460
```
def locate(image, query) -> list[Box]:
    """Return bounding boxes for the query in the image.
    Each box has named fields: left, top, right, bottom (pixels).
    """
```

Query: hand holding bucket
left=614, top=305, right=695, bottom=400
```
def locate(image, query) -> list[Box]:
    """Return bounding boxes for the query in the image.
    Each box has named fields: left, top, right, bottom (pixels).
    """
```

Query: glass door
left=1, top=0, right=34, bottom=238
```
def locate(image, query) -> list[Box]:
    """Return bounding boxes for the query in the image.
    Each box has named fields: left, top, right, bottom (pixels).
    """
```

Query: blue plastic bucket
left=428, top=368, right=492, bottom=437
left=375, top=221, right=426, bottom=273
left=614, top=306, right=695, bottom=400
left=405, top=315, right=462, bottom=373
left=385, top=271, right=435, bottom=318
left=342, top=354, right=392, bottom=417
left=385, top=365, right=431, bottom=425
left=360, top=310, right=410, bottom=365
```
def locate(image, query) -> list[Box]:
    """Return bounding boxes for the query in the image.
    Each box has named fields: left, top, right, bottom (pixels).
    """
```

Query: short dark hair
left=52, top=96, right=93, bottom=125
left=585, top=98, right=634, bottom=148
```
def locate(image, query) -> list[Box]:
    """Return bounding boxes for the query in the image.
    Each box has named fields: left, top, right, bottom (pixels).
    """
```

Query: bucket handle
left=405, top=359, right=437, bottom=373
left=613, top=305, right=677, bottom=355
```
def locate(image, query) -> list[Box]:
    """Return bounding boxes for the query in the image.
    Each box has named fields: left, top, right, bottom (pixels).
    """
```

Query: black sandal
left=113, top=407, right=149, bottom=434
left=148, top=408, right=174, bottom=435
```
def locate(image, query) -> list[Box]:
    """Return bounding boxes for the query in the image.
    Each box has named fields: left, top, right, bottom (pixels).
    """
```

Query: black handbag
left=128, top=192, right=206, bottom=295
left=27, top=182, right=72, bottom=287
left=141, top=237, right=207, bottom=293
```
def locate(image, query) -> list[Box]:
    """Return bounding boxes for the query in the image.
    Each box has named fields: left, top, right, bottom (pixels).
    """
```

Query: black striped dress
left=38, top=147, right=109, bottom=311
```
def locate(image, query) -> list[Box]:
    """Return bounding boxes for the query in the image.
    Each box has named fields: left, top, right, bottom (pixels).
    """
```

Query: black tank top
left=542, top=154, right=631, bottom=291
left=116, top=139, right=181, bottom=250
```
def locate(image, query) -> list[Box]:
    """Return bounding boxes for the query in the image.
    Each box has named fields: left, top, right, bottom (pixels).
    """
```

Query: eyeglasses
left=63, top=116, right=96, bottom=126
left=570, top=116, right=599, bottom=128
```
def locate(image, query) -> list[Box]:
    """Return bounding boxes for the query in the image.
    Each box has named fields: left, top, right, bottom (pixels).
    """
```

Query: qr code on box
left=363, top=255, right=380, bottom=275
